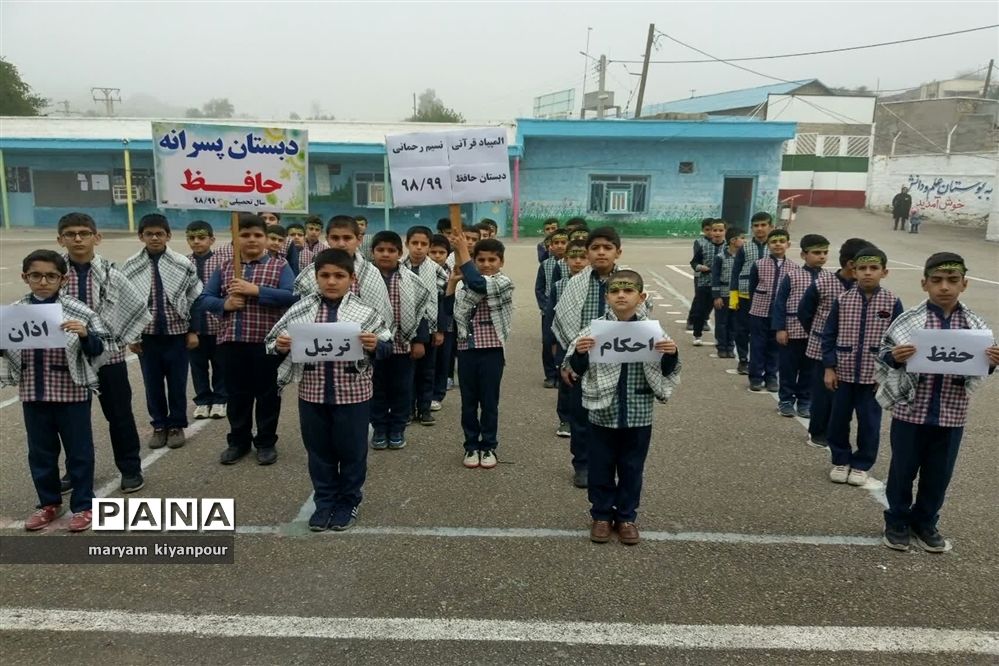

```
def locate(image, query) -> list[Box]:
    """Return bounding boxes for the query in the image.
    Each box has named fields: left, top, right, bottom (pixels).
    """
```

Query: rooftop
left=640, top=80, right=820, bottom=116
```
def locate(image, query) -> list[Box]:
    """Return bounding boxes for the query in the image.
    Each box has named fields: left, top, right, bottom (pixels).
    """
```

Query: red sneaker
left=68, top=509, right=93, bottom=532
left=24, top=504, right=65, bottom=531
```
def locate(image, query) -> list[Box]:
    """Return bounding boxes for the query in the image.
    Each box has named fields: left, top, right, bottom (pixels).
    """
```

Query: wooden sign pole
left=230, top=211, right=242, bottom=278
left=449, top=203, right=463, bottom=235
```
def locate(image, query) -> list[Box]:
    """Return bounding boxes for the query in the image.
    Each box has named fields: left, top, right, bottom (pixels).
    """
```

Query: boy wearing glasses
left=2, top=250, right=110, bottom=532
left=121, top=214, right=203, bottom=450
left=186, top=221, right=227, bottom=420
left=55, top=212, right=151, bottom=494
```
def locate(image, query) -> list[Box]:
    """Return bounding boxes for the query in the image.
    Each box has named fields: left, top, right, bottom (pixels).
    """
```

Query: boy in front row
left=876, top=252, right=998, bottom=553
left=566, top=270, right=680, bottom=546
left=186, top=220, right=227, bottom=420
left=267, top=249, right=393, bottom=532
left=2, top=250, right=110, bottom=532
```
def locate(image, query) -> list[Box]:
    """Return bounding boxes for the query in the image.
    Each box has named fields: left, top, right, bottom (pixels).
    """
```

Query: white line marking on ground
left=665, top=265, right=696, bottom=281
left=0, top=354, right=138, bottom=410
left=1, top=607, right=995, bottom=654
left=889, top=259, right=999, bottom=285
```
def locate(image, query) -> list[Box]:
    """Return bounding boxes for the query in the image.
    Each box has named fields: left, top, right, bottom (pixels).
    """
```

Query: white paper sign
left=0, top=304, right=68, bottom=350
left=906, top=328, right=993, bottom=377
left=288, top=322, right=363, bottom=363
left=588, top=319, right=664, bottom=364
left=385, top=128, right=511, bottom=207
left=91, top=174, right=110, bottom=191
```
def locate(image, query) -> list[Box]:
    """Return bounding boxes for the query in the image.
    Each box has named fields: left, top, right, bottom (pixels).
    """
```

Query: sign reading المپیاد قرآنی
left=384, top=128, right=511, bottom=207
left=151, top=122, right=308, bottom=214
left=588, top=319, right=665, bottom=364
left=905, top=328, right=993, bottom=377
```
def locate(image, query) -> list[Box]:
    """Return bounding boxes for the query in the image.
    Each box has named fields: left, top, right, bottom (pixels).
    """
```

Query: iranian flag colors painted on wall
left=779, top=146, right=869, bottom=209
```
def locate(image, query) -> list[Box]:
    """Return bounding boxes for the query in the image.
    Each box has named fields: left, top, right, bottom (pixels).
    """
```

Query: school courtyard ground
left=0, top=206, right=997, bottom=664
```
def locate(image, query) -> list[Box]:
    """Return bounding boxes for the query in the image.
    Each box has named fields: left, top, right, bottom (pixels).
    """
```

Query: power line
left=610, top=25, right=999, bottom=65
left=653, top=30, right=799, bottom=85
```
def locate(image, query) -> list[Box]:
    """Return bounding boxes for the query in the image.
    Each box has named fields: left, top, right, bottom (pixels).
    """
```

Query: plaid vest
left=737, top=238, right=767, bottom=294
left=694, top=237, right=720, bottom=287
left=834, top=287, right=898, bottom=384
left=188, top=251, right=222, bottom=336
left=806, top=271, right=849, bottom=360
left=783, top=266, right=819, bottom=339
left=749, top=257, right=794, bottom=318
left=217, top=256, right=288, bottom=344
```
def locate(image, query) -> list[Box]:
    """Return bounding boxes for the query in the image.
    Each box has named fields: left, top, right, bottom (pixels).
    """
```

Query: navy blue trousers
left=299, top=399, right=370, bottom=512
left=96, top=361, right=142, bottom=476
left=777, top=339, right=812, bottom=408
left=567, top=376, right=591, bottom=471
left=220, top=342, right=282, bottom=450
left=432, top=331, right=455, bottom=401
left=24, top=400, right=94, bottom=513
left=748, top=315, right=778, bottom=383
left=372, top=353, right=415, bottom=438
left=189, top=333, right=226, bottom=406
left=807, top=361, right=833, bottom=439
left=541, top=315, right=557, bottom=382
left=713, top=304, right=734, bottom=352
left=588, top=424, right=652, bottom=523
left=691, top=286, right=714, bottom=337
left=411, top=344, right=437, bottom=416
left=884, top=420, right=963, bottom=531
left=138, top=333, right=189, bottom=429
left=827, top=381, right=881, bottom=470
left=457, top=348, right=504, bottom=451
left=732, top=300, right=750, bottom=362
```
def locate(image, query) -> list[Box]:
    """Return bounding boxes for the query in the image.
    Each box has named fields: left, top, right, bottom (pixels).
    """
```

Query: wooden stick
left=230, top=211, right=242, bottom=278
left=449, top=203, right=463, bottom=235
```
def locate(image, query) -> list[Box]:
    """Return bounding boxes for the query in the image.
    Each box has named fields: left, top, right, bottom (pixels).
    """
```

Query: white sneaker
left=193, top=405, right=210, bottom=420
left=692, top=338, right=704, bottom=347
left=829, top=465, right=850, bottom=484
left=463, top=451, right=480, bottom=468
left=430, top=400, right=442, bottom=412
left=209, top=404, right=227, bottom=419
left=479, top=450, right=497, bottom=469
left=847, top=468, right=869, bottom=486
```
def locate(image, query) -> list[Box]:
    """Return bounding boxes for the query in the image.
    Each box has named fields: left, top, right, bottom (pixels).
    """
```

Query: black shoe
left=912, top=526, right=947, bottom=553
left=749, top=381, right=765, bottom=392
left=419, top=412, right=436, bottom=426
left=60, top=473, right=72, bottom=495
left=330, top=506, right=358, bottom=531
left=573, top=469, right=588, bottom=489
left=543, top=378, right=557, bottom=389
left=807, top=433, right=829, bottom=448
left=736, top=361, right=749, bottom=375
left=220, top=446, right=250, bottom=465
left=308, top=507, right=333, bottom=532
left=120, top=474, right=145, bottom=494
left=882, top=525, right=911, bottom=552
left=685, top=323, right=694, bottom=331
left=765, top=378, right=779, bottom=393
left=703, top=323, right=711, bottom=332
left=256, top=447, right=278, bottom=465
left=796, top=405, right=811, bottom=419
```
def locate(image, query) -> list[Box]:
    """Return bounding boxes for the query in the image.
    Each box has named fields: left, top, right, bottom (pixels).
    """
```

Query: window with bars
left=354, top=172, right=386, bottom=207
left=846, top=135, right=870, bottom=157
left=5, top=166, right=31, bottom=192
left=588, top=174, right=649, bottom=214
left=112, top=168, right=154, bottom=203
left=820, top=136, right=842, bottom=157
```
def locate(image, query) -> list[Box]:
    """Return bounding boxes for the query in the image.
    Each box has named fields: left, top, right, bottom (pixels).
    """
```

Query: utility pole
left=983, top=59, right=994, bottom=99
left=91, top=87, right=121, bottom=117
left=596, top=55, right=608, bottom=119
left=633, top=23, right=655, bottom=119
left=580, top=27, right=593, bottom=118
left=412, top=92, right=417, bottom=118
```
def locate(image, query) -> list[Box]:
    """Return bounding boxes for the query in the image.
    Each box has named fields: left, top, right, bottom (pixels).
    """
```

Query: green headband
left=607, top=279, right=641, bottom=291
left=927, top=261, right=966, bottom=274
left=854, top=255, right=884, bottom=266
left=550, top=233, right=569, bottom=241
left=802, top=243, right=830, bottom=252
left=566, top=248, right=587, bottom=258
left=769, top=233, right=789, bottom=241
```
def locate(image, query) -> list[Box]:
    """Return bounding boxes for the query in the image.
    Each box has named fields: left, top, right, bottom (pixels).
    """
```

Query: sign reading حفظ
left=905, top=328, right=993, bottom=377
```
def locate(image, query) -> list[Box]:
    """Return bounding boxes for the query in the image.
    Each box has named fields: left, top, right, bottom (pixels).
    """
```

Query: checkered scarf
left=402, top=257, right=447, bottom=333
left=120, top=247, right=202, bottom=321
left=392, top=264, right=434, bottom=342
left=0, top=294, right=110, bottom=393
left=563, top=311, right=681, bottom=410
left=293, top=255, right=394, bottom=327
left=874, top=300, right=993, bottom=409
left=552, top=266, right=596, bottom=349
left=453, top=272, right=515, bottom=344
left=267, top=292, right=392, bottom=390
left=62, top=253, right=152, bottom=347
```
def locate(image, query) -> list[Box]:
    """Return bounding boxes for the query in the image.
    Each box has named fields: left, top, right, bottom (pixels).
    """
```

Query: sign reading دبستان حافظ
left=385, top=128, right=511, bottom=207
left=588, top=319, right=665, bottom=364
left=152, top=122, right=308, bottom=214
left=905, top=328, right=993, bottom=377
left=0, top=304, right=68, bottom=350
left=288, top=322, right=364, bottom=363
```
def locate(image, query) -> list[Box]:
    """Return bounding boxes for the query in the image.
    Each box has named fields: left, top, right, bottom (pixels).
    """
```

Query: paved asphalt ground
left=0, top=208, right=997, bottom=664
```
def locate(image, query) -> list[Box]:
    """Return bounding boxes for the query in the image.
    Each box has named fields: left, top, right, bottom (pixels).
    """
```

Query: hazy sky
left=2, top=1, right=997, bottom=121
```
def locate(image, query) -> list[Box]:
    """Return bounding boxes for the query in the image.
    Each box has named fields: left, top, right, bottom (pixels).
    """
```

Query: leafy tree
left=407, top=88, right=464, bottom=123
left=201, top=98, right=234, bottom=118
left=289, top=112, right=301, bottom=120
left=185, top=107, right=204, bottom=118
left=0, top=57, right=47, bottom=115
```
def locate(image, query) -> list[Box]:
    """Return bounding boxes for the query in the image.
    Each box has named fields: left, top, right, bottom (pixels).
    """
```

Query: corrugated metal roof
left=641, top=80, right=817, bottom=116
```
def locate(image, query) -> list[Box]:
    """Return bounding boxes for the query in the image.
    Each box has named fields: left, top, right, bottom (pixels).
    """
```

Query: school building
left=0, top=116, right=795, bottom=237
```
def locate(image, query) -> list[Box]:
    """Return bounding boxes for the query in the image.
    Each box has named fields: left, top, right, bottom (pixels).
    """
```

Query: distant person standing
left=892, top=187, right=912, bottom=231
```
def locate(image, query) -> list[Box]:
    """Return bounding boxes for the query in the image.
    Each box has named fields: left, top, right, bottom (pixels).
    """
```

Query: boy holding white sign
left=876, top=252, right=999, bottom=553
left=566, top=270, right=680, bottom=545
left=2, top=250, right=110, bottom=532
left=267, top=249, right=393, bottom=532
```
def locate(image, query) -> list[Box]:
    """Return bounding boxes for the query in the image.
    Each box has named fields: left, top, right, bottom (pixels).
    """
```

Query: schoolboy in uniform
left=355, top=215, right=371, bottom=260
left=368, top=230, right=432, bottom=450
left=298, top=215, right=330, bottom=272
left=537, top=217, right=559, bottom=263
left=711, top=227, right=744, bottom=360
left=730, top=212, right=774, bottom=375
left=266, top=224, right=288, bottom=257
left=56, top=213, right=150, bottom=494
left=566, top=270, right=680, bottom=545
left=553, top=227, right=623, bottom=489
left=535, top=228, right=569, bottom=388
left=262, top=213, right=299, bottom=269
left=691, top=219, right=726, bottom=346
left=546, top=239, right=589, bottom=438
left=200, top=214, right=297, bottom=466
left=747, top=228, right=795, bottom=392
left=267, top=249, right=393, bottom=532
left=821, top=246, right=903, bottom=486
left=185, top=220, right=227, bottom=421
left=686, top=218, right=716, bottom=334
left=430, top=233, right=456, bottom=407
left=121, top=214, right=202, bottom=450
left=876, top=253, right=999, bottom=552
left=403, top=226, right=449, bottom=425
left=286, top=221, right=306, bottom=250
left=772, top=234, right=829, bottom=417
left=2, top=250, right=109, bottom=532
left=797, top=237, right=867, bottom=447
left=448, top=233, right=514, bottom=470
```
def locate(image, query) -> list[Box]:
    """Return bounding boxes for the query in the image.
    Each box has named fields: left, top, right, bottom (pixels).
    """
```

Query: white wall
left=867, top=154, right=995, bottom=223
left=766, top=95, right=876, bottom=124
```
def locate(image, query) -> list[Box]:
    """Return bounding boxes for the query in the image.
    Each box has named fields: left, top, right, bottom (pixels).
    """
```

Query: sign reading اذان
left=288, top=322, right=364, bottom=363
left=588, top=319, right=664, bottom=364
left=0, top=304, right=68, bottom=350
left=385, top=128, right=511, bottom=207
left=906, top=328, right=993, bottom=377
left=152, top=122, right=308, bottom=214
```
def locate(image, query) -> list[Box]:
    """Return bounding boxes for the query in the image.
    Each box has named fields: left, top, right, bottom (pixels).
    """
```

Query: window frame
left=588, top=174, right=649, bottom=215
left=353, top=171, right=386, bottom=208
